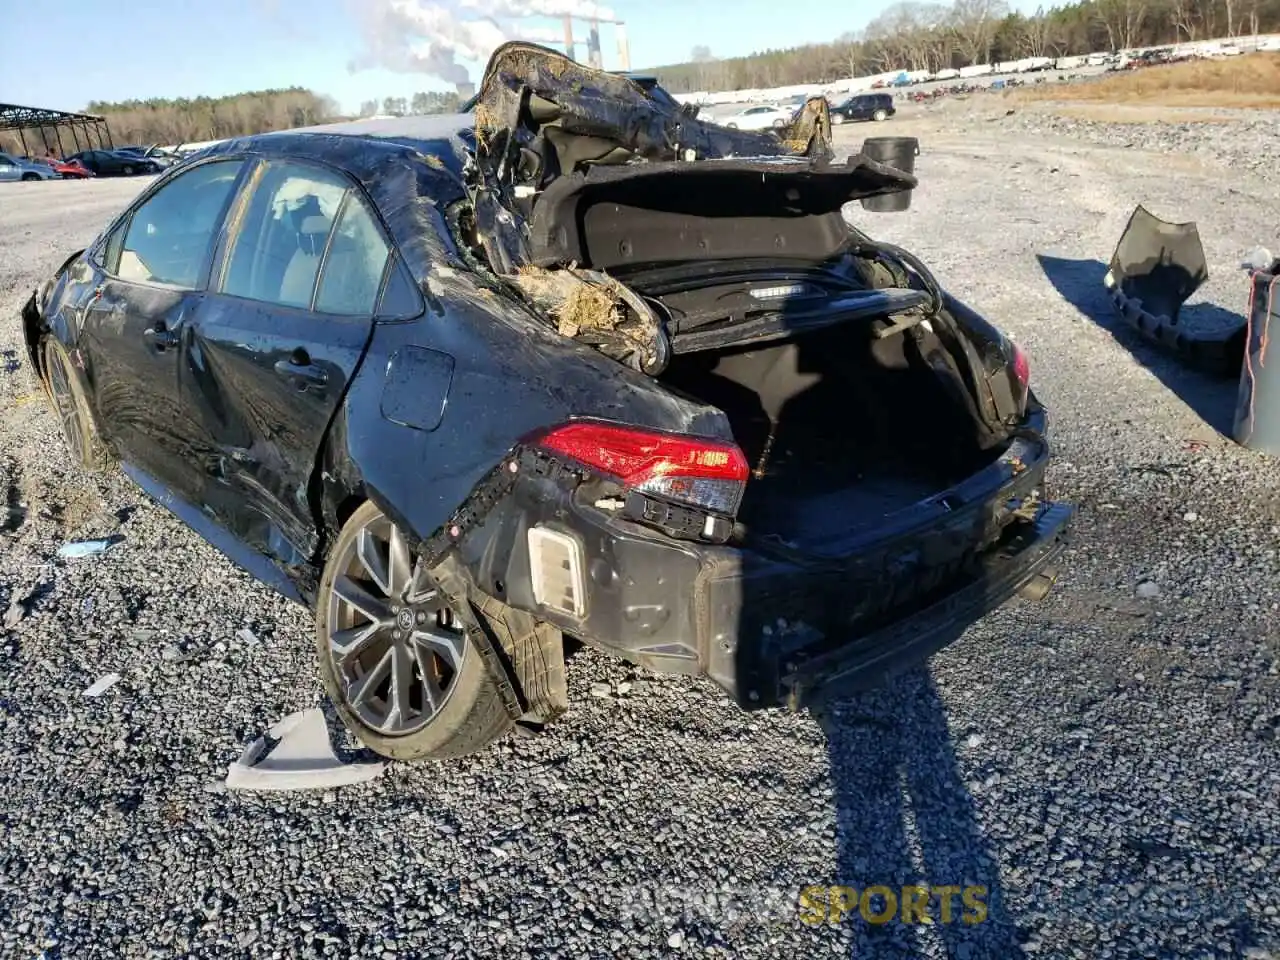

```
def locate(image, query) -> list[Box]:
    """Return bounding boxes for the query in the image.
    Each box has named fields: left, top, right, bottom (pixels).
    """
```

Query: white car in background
left=0, top=152, right=60, bottom=182
left=720, top=104, right=793, bottom=131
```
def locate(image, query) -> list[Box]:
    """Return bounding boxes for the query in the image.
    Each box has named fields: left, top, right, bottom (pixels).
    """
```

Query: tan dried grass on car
left=512, top=266, right=625, bottom=337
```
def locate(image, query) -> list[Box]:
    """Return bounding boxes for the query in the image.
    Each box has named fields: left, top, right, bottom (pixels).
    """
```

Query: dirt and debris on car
left=21, top=42, right=1073, bottom=762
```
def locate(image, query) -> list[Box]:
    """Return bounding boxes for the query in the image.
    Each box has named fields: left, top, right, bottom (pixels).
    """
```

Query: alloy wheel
left=46, top=348, right=85, bottom=465
left=324, top=514, right=467, bottom=736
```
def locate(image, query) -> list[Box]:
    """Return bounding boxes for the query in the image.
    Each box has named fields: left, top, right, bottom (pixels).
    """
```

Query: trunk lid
left=463, top=43, right=1019, bottom=454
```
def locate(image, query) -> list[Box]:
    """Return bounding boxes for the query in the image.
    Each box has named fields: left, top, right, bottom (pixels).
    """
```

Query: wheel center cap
left=395, top=608, right=415, bottom=631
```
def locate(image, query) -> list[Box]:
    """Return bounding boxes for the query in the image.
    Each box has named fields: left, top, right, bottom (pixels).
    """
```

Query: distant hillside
left=650, top=0, right=1280, bottom=93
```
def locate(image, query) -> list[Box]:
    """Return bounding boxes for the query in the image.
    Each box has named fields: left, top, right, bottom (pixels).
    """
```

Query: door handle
left=144, top=326, right=179, bottom=350
left=274, top=356, right=329, bottom=386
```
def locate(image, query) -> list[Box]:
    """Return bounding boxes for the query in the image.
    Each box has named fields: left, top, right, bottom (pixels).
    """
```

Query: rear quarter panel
left=333, top=272, right=731, bottom=545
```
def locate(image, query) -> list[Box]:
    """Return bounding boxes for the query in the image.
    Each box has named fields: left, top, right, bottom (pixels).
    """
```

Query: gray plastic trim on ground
left=224, top=708, right=387, bottom=792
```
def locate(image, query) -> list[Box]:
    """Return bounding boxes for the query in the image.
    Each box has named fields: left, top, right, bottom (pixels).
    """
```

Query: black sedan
left=65, top=149, right=161, bottom=177
left=22, top=42, right=1071, bottom=761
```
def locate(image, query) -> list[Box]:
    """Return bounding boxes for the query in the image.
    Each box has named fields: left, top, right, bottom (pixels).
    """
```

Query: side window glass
left=220, top=161, right=349, bottom=309
left=376, top=257, right=423, bottom=319
left=102, top=222, right=125, bottom=274
left=115, top=160, right=243, bottom=287
left=314, top=194, right=390, bottom=315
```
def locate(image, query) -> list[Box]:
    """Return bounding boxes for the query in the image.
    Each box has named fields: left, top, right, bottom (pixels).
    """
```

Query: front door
left=178, top=159, right=387, bottom=569
left=77, top=158, right=247, bottom=500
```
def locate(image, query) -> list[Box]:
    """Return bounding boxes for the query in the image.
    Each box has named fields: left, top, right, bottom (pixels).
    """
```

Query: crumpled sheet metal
left=474, top=41, right=833, bottom=163
left=1103, top=205, right=1244, bottom=376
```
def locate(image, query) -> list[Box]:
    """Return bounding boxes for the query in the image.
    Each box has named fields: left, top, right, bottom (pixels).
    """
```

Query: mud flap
left=1103, top=205, right=1245, bottom=376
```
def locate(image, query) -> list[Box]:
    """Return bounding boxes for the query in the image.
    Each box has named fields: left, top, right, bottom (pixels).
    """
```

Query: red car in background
left=33, top=157, right=95, bottom=179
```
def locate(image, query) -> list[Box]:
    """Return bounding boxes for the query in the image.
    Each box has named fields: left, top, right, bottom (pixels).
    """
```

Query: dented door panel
left=180, top=296, right=373, bottom=567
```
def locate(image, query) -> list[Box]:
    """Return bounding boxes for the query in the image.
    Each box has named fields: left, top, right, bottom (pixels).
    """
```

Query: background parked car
left=31, top=157, right=96, bottom=179
left=828, top=93, right=896, bottom=124
left=116, top=144, right=180, bottom=169
left=720, top=104, right=793, bottom=130
left=64, top=150, right=160, bottom=177
left=0, top=152, right=60, bottom=182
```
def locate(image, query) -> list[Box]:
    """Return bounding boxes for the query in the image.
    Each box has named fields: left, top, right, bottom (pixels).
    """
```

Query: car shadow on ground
left=814, top=663, right=1025, bottom=957
left=1037, top=254, right=1242, bottom=437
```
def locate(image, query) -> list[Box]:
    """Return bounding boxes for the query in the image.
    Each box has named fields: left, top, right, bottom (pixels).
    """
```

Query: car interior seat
left=280, top=212, right=332, bottom=308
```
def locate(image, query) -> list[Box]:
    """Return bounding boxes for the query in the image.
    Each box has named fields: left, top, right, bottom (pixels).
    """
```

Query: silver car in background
left=0, top=152, right=60, bottom=182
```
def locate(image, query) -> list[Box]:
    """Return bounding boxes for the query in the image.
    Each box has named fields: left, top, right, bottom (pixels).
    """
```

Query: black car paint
left=25, top=55, right=1071, bottom=706
left=30, top=127, right=733, bottom=604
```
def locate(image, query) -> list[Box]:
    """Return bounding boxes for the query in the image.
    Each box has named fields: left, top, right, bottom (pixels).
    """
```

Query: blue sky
left=2, top=0, right=1044, bottom=115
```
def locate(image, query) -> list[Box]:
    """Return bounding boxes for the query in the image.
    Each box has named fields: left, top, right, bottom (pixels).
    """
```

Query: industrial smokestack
left=562, top=14, right=575, bottom=61
left=588, top=19, right=602, bottom=68
left=615, top=22, right=630, bottom=70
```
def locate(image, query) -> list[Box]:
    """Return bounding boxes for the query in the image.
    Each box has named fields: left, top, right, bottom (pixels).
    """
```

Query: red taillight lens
left=536, top=421, right=750, bottom=515
left=1012, top=344, right=1030, bottom=388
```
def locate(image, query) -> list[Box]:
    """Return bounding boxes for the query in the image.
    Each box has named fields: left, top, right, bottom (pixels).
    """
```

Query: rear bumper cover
left=458, top=410, right=1073, bottom=710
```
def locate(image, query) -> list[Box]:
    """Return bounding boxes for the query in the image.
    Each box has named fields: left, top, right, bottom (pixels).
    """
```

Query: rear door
left=78, top=158, right=246, bottom=500
left=180, top=158, right=399, bottom=568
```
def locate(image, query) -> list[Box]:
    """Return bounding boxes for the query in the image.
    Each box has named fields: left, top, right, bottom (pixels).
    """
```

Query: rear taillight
left=1010, top=342, right=1031, bottom=411
left=535, top=420, right=750, bottom=515
left=1012, top=344, right=1030, bottom=389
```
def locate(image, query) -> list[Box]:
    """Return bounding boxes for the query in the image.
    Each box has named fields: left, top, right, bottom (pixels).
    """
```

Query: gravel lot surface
left=2, top=107, right=1279, bottom=960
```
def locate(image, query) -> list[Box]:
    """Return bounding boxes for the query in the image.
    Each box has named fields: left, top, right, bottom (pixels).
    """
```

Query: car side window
left=111, top=160, right=243, bottom=287
left=314, top=193, right=390, bottom=316
left=220, top=161, right=351, bottom=310
left=376, top=257, right=424, bottom=319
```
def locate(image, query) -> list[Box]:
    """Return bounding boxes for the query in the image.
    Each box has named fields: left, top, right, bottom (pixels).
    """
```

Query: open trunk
left=659, top=315, right=1006, bottom=552
left=462, top=43, right=1031, bottom=544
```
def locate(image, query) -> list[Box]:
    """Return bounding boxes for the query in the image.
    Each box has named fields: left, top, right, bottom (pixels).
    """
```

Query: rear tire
left=122, top=165, right=135, bottom=176
left=315, top=500, right=514, bottom=761
left=42, top=339, right=113, bottom=473
left=831, top=113, right=845, bottom=125
left=21, top=172, right=39, bottom=182
left=873, top=109, right=889, bottom=122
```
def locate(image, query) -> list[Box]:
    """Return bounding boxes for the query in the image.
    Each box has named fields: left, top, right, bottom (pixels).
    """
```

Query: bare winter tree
left=690, top=45, right=715, bottom=62
left=1093, top=0, right=1149, bottom=50
left=1020, top=4, right=1064, bottom=56
left=949, top=0, right=1011, bottom=65
left=865, top=2, right=951, bottom=72
left=1168, top=0, right=1201, bottom=40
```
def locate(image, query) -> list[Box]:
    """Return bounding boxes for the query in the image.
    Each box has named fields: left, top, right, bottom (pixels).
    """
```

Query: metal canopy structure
left=0, top=103, right=113, bottom=158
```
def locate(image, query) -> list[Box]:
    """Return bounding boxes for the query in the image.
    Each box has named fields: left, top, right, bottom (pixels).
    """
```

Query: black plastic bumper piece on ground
left=778, top=501, right=1074, bottom=710
left=1104, top=205, right=1245, bottom=377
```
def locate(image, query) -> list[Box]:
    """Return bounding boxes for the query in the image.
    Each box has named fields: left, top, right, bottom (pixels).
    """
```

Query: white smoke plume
left=459, top=0, right=618, bottom=21
left=350, top=0, right=614, bottom=86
